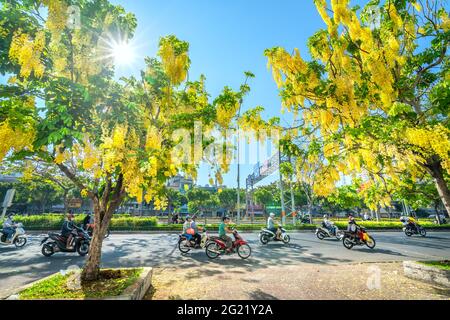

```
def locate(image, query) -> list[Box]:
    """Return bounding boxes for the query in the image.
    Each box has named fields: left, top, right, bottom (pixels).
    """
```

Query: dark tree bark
left=425, top=158, right=450, bottom=218
left=81, top=174, right=125, bottom=281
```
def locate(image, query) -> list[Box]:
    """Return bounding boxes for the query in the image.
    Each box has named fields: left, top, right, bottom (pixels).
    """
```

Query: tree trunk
left=426, top=159, right=450, bottom=218
left=434, top=201, right=442, bottom=225
left=81, top=182, right=124, bottom=281
left=81, top=200, right=106, bottom=281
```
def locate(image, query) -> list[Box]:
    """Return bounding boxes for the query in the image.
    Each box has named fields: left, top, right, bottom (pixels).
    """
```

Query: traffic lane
left=1, top=231, right=450, bottom=297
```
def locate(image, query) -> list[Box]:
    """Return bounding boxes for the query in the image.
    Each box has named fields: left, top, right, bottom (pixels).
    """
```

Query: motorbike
left=342, top=226, right=376, bottom=250
left=41, top=226, right=90, bottom=257
left=259, top=226, right=291, bottom=244
left=403, top=223, right=426, bottom=237
left=0, top=223, right=27, bottom=248
left=178, top=229, right=215, bottom=253
left=205, top=229, right=252, bottom=259
left=316, top=222, right=344, bottom=240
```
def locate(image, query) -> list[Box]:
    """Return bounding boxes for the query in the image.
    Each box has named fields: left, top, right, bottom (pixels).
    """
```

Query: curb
left=4, top=267, right=153, bottom=300
left=26, top=228, right=450, bottom=235
left=403, top=261, right=450, bottom=288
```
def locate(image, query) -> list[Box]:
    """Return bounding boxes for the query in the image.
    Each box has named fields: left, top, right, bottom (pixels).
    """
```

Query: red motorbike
left=205, top=229, right=252, bottom=259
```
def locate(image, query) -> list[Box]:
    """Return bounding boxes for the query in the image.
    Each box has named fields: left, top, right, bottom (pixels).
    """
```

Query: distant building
left=167, top=175, right=194, bottom=194
left=0, top=173, right=21, bottom=183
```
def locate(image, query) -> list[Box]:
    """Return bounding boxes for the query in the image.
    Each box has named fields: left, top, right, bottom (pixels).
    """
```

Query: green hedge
left=1, top=214, right=449, bottom=231
left=2, top=214, right=157, bottom=231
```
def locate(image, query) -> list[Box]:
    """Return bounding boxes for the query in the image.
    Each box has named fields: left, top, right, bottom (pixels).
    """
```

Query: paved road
left=1, top=231, right=450, bottom=297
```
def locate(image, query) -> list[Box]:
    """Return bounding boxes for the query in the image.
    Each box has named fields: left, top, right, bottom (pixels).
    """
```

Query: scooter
left=41, top=226, right=90, bottom=257
left=316, top=222, right=344, bottom=240
left=342, top=226, right=376, bottom=250
left=259, top=227, right=291, bottom=244
left=178, top=229, right=215, bottom=253
left=0, top=223, right=27, bottom=248
left=403, top=223, right=426, bottom=237
left=205, top=229, right=252, bottom=259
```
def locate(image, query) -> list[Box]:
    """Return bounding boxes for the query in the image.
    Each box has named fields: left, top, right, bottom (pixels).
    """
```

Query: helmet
left=323, top=214, right=328, bottom=219
left=186, top=215, right=192, bottom=220
left=269, top=213, right=275, bottom=217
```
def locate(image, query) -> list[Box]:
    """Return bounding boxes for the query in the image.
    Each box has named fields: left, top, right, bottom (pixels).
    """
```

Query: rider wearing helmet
left=61, top=211, right=76, bottom=249
left=267, top=213, right=281, bottom=240
left=322, top=214, right=336, bottom=235
left=2, top=214, right=16, bottom=242
left=183, top=215, right=192, bottom=234
left=347, top=214, right=358, bottom=234
left=190, top=215, right=203, bottom=247
left=218, top=216, right=233, bottom=252
left=406, top=216, right=418, bottom=233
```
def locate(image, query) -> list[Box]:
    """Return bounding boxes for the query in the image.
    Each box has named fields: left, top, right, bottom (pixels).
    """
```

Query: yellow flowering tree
left=265, top=0, right=450, bottom=216
left=1, top=0, right=240, bottom=280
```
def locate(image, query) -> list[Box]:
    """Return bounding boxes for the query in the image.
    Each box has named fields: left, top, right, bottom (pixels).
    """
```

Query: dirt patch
left=145, top=262, right=450, bottom=300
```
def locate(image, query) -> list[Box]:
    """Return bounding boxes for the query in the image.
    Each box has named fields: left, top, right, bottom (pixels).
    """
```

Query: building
left=167, top=175, right=194, bottom=194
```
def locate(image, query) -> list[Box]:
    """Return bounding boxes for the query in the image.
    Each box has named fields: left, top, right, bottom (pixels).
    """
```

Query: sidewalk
left=146, top=262, right=450, bottom=300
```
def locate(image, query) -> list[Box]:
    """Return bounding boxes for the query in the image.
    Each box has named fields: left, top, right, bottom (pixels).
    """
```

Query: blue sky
left=1, top=0, right=371, bottom=188
left=109, top=0, right=330, bottom=188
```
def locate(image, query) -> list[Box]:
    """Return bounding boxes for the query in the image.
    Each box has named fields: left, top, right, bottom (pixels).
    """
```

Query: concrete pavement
left=1, top=231, right=450, bottom=298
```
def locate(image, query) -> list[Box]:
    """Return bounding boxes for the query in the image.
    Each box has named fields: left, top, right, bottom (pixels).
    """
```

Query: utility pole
left=278, top=149, right=286, bottom=225
left=236, top=98, right=242, bottom=225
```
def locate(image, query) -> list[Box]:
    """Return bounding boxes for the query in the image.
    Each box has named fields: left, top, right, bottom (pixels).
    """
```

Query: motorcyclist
left=406, top=216, right=419, bottom=233
left=190, top=215, right=203, bottom=247
left=61, top=212, right=76, bottom=249
left=219, top=216, right=233, bottom=252
left=267, top=212, right=281, bottom=240
left=347, top=214, right=359, bottom=234
left=322, top=214, right=336, bottom=235
left=183, top=215, right=193, bottom=234
left=2, top=214, right=16, bottom=242
left=82, top=211, right=94, bottom=231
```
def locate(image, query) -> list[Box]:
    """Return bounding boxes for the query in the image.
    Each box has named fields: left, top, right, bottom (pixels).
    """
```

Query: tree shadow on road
left=247, top=289, right=279, bottom=300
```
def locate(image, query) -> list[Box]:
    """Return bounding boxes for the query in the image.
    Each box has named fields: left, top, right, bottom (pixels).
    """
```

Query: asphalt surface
left=1, top=231, right=450, bottom=297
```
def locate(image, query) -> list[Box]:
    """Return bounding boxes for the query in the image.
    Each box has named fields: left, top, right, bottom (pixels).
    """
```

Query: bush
left=2, top=214, right=449, bottom=231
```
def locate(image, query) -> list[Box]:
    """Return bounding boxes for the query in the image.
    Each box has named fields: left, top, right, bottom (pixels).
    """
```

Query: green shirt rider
left=218, top=216, right=233, bottom=252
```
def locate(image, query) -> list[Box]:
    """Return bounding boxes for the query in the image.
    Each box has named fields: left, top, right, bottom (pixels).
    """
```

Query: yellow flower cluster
left=9, top=30, right=46, bottom=78
left=216, top=102, right=239, bottom=128
left=0, top=122, right=35, bottom=161
left=405, top=125, right=450, bottom=173
left=43, top=0, right=68, bottom=42
left=159, top=40, right=189, bottom=85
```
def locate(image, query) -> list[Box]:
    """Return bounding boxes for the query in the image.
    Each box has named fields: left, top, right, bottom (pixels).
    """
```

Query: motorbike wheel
left=237, top=244, right=252, bottom=259
left=42, top=244, right=54, bottom=257
left=316, top=231, right=325, bottom=240
left=342, top=236, right=354, bottom=250
left=419, top=228, right=427, bottom=237
left=178, top=239, right=191, bottom=254
left=13, top=236, right=27, bottom=248
left=77, top=241, right=90, bottom=256
left=365, top=236, right=376, bottom=249
left=259, top=234, right=270, bottom=245
left=282, top=235, right=291, bottom=244
left=404, top=229, right=413, bottom=237
left=205, top=242, right=221, bottom=259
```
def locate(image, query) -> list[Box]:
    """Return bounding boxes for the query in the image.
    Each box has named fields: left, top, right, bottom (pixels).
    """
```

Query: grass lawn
left=19, top=268, right=143, bottom=300
left=419, top=261, right=450, bottom=271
